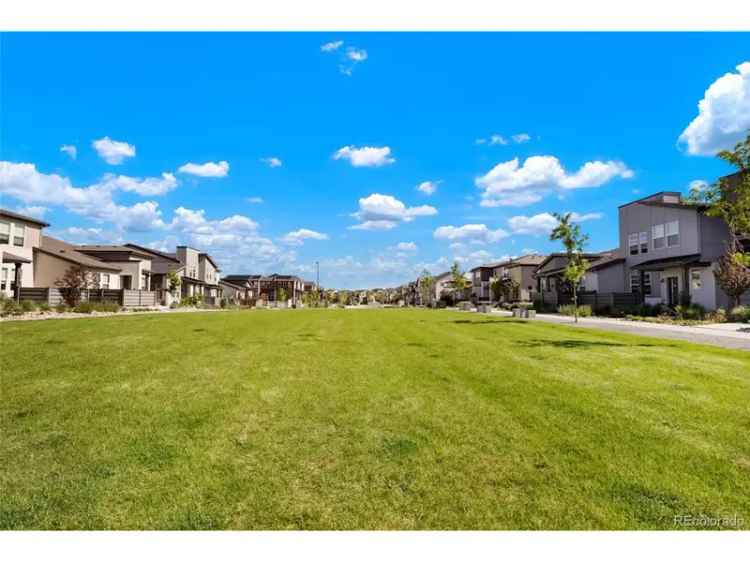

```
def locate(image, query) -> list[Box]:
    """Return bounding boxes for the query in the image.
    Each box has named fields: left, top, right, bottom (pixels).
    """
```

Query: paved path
left=488, top=310, right=750, bottom=351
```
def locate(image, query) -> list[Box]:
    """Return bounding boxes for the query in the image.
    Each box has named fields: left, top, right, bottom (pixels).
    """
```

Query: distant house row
left=0, top=208, right=224, bottom=306
left=464, top=184, right=749, bottom=311
left=0, top=208, right=320, bottom=308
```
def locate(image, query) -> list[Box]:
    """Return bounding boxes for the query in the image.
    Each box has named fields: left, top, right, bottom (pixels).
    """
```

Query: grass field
left=1, top=308, right=749, bottom=530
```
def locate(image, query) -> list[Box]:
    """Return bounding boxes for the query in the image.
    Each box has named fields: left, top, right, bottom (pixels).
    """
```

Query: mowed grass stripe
left=1, top=309, right=748, bottom=529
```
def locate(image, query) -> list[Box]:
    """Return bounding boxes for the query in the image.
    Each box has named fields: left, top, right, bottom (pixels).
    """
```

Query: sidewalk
left=487, top=309, right=750, bottom=351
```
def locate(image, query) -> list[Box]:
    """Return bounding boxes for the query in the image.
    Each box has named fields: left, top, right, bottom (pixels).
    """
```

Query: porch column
left=14, top=264, right=22, bottom=302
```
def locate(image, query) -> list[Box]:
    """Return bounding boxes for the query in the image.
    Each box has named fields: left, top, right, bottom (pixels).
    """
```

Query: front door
left=666, top=276, right=679, bottom=306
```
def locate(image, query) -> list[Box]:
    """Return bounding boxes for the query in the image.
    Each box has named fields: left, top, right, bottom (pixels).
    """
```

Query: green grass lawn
left=1, top=309, right=749, bottom=530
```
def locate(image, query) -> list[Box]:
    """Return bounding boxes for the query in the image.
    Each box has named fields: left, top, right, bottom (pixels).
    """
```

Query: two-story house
left=491, top=254, right=547, bottom=302
left=1, top=209, right=49, bottom=298
left=618, top=191, right=738, bottom=310
left=124, top=243, right=184, bottom=304
left=469, top=263, right=502, bottom=303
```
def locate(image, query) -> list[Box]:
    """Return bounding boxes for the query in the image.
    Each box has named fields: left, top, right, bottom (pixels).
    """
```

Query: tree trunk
left=573, top=285, right=579, bottom=323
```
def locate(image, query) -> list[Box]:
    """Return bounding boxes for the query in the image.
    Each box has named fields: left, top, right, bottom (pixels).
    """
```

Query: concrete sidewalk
left=488, top=309, right=750, bottom=351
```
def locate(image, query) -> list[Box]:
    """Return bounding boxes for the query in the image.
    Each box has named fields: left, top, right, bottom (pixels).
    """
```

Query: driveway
left=488, top=309, right=750, bottom=351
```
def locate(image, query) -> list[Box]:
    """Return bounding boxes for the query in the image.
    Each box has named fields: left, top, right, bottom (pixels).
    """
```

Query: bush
left=674, top=303, right=706, bottom=320
left=19, top=300, right=38, bottom=312
left=1, top=299, right=23, bottom=316
left=179, top=295, right=203, bottom=308
left=38, top=301, right=51, bottom=312
left=55, top=302, right=69, bottom=313
left=706, top=308, right=727, bottom=323
left=558, top=304, right=592, bottom=317
left=728, top=305, right=750, bottom=323
left=73, top=301, right=96, bottom=314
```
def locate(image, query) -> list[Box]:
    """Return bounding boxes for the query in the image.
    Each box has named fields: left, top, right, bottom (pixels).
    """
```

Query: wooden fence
left=19, top=288, right=157, bottom=308
left=532, top=290, right=643, bottom=312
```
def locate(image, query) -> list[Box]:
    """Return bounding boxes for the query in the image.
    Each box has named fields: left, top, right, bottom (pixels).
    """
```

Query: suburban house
left=75, top=245, right=153, bottom=290
left=491, top=254, right=547, bottom=303
left=470, top=261, right=506, bottom=303
left=219, top=273, right=305, bottom=305
left=34, top=236, right=123, bottom=289
left=1, top=209, right=49, bottom=298
left=616, top=191, right=744, bottom=309
left=433, top=271, right=453, bottom=303
left=124, top=243, right=184, bottom=303
left=533, top=250, right=621, bottom=307
left=219, top=279, right=248, bottom=304
left=174, top=246, right=221, bottom=303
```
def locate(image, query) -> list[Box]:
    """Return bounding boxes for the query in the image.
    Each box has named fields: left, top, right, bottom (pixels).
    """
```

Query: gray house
left=616, top=191, right=740, bottom=310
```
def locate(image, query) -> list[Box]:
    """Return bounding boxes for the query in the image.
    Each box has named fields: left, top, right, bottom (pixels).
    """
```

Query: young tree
left=276, top=287, right=288, bottom=303
left=167, top=270, right=182, bottom=294
left=714, top=250, right=750, bottom=308
left=338, top=290, right=349, bottom=306
left=418, top=270, right=435, bottom=307
left=550, top=212, right=590, bottom=323
left=55, top=264, right=94, bottom=307
left=490, top=277, right=503, bottom=303
left=450, top=262, right=469, bottom=302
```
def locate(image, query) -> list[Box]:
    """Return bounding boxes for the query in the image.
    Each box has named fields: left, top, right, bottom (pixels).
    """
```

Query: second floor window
left=629, top=232, right=649, bottom=255
left=652, top=221, right=679, bottom=250
left=13, top=224, right=25, bottom=247
left=0, top=220, right=10, bottom=244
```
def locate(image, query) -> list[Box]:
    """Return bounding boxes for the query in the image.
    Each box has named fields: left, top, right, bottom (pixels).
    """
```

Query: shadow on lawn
left=450, top=319, right=529, bottom=325
left=513, top=339, right=673, bottom=349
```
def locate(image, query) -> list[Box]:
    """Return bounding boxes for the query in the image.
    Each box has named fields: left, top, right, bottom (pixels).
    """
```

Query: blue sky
left=1, top=33, right=749, bottom=288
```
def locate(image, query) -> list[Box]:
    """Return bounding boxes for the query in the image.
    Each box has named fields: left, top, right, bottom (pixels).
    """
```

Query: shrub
left=1, top=299, right=23, bottom=316
left=38, top=301, right=51, bottom=312
left=728, top=305, right=750, bottom=323
left=558, top=304, right=592, bottom=317
left=73, top=301, right=121, bottom=314
left=674, top=303, right=706, bottom=320
left=55, top=302, right=69, bottom=313
left=706, top=308, right=727, bottom=323
left=73, top=301, right=96, bottom=314
left=19, top=300, right=38, bottom=312
left=179, top=295, right=202, bottom=308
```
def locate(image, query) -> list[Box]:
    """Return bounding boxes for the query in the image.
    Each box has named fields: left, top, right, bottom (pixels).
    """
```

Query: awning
left=1, top=252, right=32, bottom=264
left=631, top=254, right=709, bottom=271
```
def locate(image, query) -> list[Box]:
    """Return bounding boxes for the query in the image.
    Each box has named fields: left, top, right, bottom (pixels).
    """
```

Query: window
left=629, top=270, right=641, bottom=293
left=691, top=269, right=702, bottom=290
left=652, top=224, right=665, bottom=249
left=1, top=267, right=8, bottom=291
left=628, top=233, right=639, bottom=255
left=639, top=231, right=649, bottom=254
left=96, top=273, right=110, bottom=289
left=643, top=272, right=652, bottom=295
left=629, top=232, right=649, bottom=255
left=13, top=223, right=25, bottom=247
left=0, top=220, right=9, bottom=244
left=666, top=221, right=679, bottom=247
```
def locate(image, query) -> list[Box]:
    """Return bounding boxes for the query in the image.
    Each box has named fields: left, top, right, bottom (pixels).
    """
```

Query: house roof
left=1, top=251, right=32, bottom=264
left=151, top=261, right=184, bottom=275
left=76, top=244, right=154, bottom=260
left=619, top=191, right=705, bottom=211
left=535, top=251, right=615, bottom=277
left=199, top=252, right=220, bottom=270
left=587, top=252, right=626, bottom=272
left=631, top=253, right=709, bottom=271
left=0, top=208, right=51, bottom=227
left=219, top=279, right=246, bottom=291
left=37, top=236, right=122, bottom=272
left=123, top=243, right=181, bottom=263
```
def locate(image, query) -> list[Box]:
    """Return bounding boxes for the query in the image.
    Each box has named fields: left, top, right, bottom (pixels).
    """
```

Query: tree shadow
left=450, top=319, right=529, bottom=325
left=513, top=339, right=672, bottom=349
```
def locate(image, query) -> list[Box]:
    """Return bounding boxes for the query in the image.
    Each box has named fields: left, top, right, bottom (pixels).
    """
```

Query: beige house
left=34, top=236, right=122, bottom=288
left=0, top=209, right=49, bottom=298
left=175, top=246, right=221, bottom=302
left=491, top=254, right=547, bottom=302
left=76, top=245, right=153, bottom=290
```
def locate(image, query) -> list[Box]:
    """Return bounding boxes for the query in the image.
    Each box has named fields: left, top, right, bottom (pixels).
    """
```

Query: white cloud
left=92, top=136, right=135, bottom=165
left=13, top=206, right=49, bottom=219
left=60, top=144, right=77, bottom=159
left=346, top=48, right=368, bottom=62
left=395, top=242, right=418, bottom=252
left=490, top=134, right=508, bottom=146
left=280, top=228, right=329, bottom=246
left=350, top=193, right=437, bottom=230
left=678, top=61, right=750, bottom=156
left=178, top=161, right=229, bottom=178
left=333, top=145, right=395, bottom=167
left=260, top=157, right=282, bottom=168
left=508, top=211, right=603, bottom=235
left=512, top=133, right=531, bottom=144
left=96, top=172, right=178, bottom=196
left=475, top=155, right=633, bottom=207
left=246, top=196, right=264, bottom=204
left=57, top=226, right=123, bottom=245
left=433, top=224, right=509, bottom=244
left=688, top=179, right=709, bottom=193
left=321, top=40, right=343, bottom=52
left=417, top=180, right=440, bottom=196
